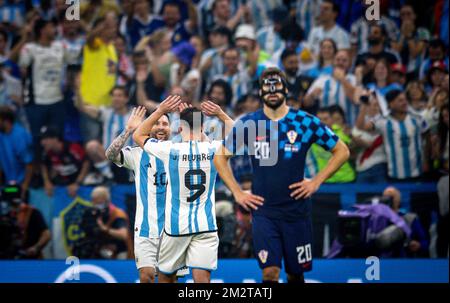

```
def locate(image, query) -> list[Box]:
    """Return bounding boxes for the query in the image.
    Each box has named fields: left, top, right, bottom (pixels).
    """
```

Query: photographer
left=0, top=186, right=50, bottom=259
left=73, top=186, right=130, bottom=259
left=383, top=186, right=430, bottom=258
left=0, top=107, right=33, bottom=200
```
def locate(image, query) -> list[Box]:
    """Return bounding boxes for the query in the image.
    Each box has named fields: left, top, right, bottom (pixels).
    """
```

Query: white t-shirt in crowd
left=307, top=24, right=351, bottom=55
left=19, top=41, right=70, bottom=105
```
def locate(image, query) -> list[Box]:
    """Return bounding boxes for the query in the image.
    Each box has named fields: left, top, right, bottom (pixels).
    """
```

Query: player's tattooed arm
left=105, top=129, right=133, bottom=164
left=106, top=106, right=147, bottom=163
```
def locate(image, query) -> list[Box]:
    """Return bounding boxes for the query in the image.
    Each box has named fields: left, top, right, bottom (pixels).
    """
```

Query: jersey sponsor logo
left=258, top=250, right=268, bottom=264
left=287, top=130, right=298, bottom=144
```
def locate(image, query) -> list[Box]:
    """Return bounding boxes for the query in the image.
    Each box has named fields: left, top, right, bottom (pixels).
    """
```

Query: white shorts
left=134, top=236, right=158, bottom=270
left=134, top=236, right=190, bottom=277
left=157, top=231, right=219, bottom=275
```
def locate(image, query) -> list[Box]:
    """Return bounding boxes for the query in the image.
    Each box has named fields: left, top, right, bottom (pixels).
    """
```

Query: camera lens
left=360, top=95, right=369, bottom=104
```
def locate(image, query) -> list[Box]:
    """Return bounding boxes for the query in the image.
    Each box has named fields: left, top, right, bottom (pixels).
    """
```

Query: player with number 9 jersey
left=143, top=139, right=222, bottom=236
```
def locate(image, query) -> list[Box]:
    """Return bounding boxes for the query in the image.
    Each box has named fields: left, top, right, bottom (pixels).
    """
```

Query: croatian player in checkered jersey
left=213, top=67, right=350, bottom=283
left=133, top=96, right=233, bottom=283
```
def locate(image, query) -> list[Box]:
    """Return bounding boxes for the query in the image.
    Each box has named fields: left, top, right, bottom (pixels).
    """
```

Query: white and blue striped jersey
left=307, top=73, right=359, bottom=126
left=144, top=140, right=222, bottom=236
left=213, top=70, right=252, bottom=108
left=99, top=107, right=133, bottom=150
left=291, top=0, right=322, bottom=38
left=307, top=24, right=351, bottom=56
left=350, top=17, right=400, bottom=51
left=199, top=47, right=226, bottom=88
left=248, top=0, right=283, bottom=30
left=117, top=145, right=166, bottom=238
left=373, top=114, right=428, bottom=180
left=257, top=26, right=285, bottom=56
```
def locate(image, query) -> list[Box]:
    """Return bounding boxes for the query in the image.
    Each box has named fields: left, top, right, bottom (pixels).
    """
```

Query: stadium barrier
left=23, top=183, right=439, bottom=258
left=0, top=259, right=447, bottom=283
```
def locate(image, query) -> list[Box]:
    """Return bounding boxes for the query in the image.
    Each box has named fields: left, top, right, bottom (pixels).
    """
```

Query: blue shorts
left=252, top=215, right=313, bottom=275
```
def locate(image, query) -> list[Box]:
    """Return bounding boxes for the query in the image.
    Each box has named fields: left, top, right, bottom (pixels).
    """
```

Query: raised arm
left=333, top=68, right=357, bottom=102
left=213, top=145, right=264, bottom=211
left=86, top=20, right=106, bottom=48
left=133, top=95, right=182, bottom=148
left=105, top=106, right=147, bottom=163
left=355, top=103, right=376, bottom=132
left=74, top=74, right=101, bottom=119
left=184, top=0, right=198, bottom=32
left=135, top=67, right=161, bottom=111
left=200, top=100, right=235, bottom=135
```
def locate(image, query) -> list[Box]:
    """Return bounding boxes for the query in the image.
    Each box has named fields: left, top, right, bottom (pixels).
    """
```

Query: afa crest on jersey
left=258, top=250, right=269, bottom=264
left=287, top=130, right=298, bottom=144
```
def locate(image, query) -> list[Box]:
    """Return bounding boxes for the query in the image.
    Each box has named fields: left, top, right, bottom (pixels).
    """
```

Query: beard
left=152, top=130, right=170, bottom=141
left=368, top=37, right=382, bottom=47
left=285, top=69, right=298, bottom=77
left=263, top=94, right=285, bottom=110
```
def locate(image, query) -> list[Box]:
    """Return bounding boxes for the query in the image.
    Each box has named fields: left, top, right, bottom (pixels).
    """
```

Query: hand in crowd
left=333, top=67, right=347, bottom=82
left=311, top=87, right=323, bottom=99
left=135, top=65, right=148, bottom=83
left=67, top=183, right=80, bottom=198
left=44, top=181, right=54, bottom=197
left=408, top=240, right=422, bottom=253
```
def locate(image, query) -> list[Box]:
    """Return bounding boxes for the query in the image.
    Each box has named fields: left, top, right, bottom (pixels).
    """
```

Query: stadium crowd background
left=0, top=0, right=448, bottom=260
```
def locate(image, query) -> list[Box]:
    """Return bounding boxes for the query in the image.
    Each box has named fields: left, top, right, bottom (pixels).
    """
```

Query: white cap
left=235, top=24, right=256, bottom=41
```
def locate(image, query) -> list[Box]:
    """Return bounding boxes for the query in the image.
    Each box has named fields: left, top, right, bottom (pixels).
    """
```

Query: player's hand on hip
left=126, top=106, right=147, bottom=131
left=159, top=95, right=182, bottom=114
left=234, top=190, right=264, bottom=212
left=289, top=179, right=320, bottom=200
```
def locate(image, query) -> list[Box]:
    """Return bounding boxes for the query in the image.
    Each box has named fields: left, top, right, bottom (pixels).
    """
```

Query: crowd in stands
left=0, top=0, right=448, bottom=259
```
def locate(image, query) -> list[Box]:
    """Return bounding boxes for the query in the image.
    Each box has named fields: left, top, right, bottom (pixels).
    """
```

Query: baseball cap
left=429, top=60, right=448, bottom=73
left=171, top=41, right=196, bottom=67
left=39, top=125, right=62, bottom=140
left=235, top=24, right=256, bottom=41
left=391, top=63, right=407, bottom=74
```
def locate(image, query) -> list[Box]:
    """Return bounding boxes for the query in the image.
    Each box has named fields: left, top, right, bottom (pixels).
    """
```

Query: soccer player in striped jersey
left=356, top=89, right=429, bottom=181
left=105, top=106, right=171, bottom=283
left=133, top=96, right=224, bottom=283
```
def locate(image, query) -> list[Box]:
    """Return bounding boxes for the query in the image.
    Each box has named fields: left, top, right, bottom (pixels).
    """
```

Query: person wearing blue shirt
left=0, top=106, right=33, bottom=196
left=213, top=67, right=350, bottom=283
left=150, top=0, right=198, bottom=47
